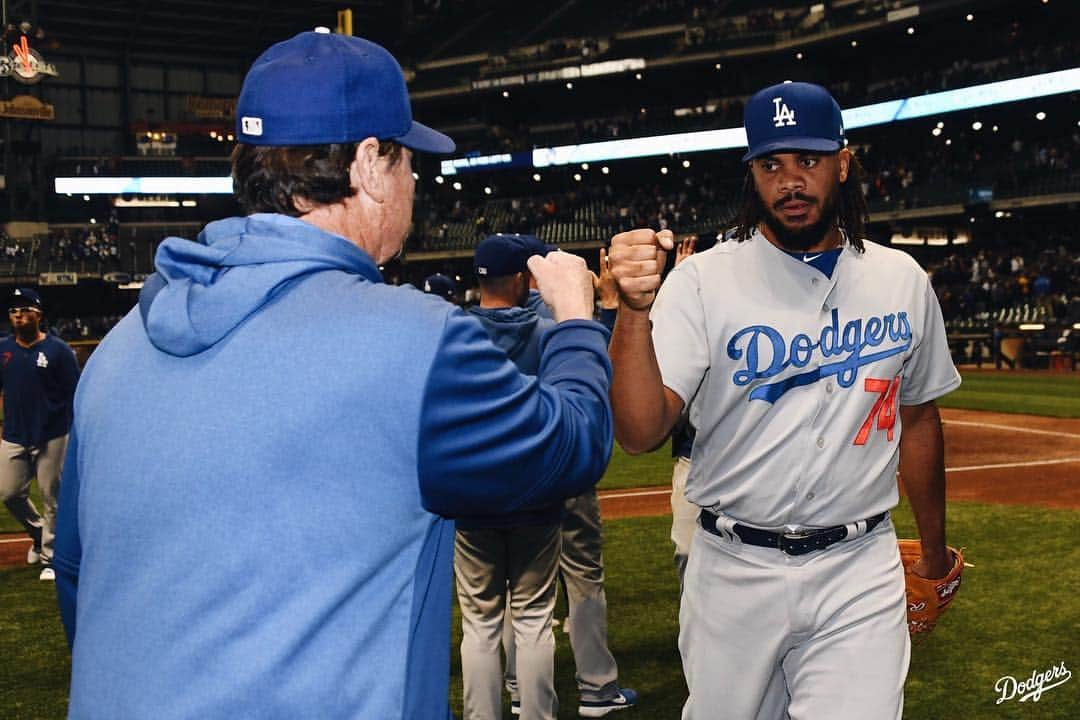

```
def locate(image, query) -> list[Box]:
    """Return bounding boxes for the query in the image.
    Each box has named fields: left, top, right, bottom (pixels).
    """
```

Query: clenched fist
left=527, top=251, right=595, bottom=323
left=607, top=228, right=675, bottom=311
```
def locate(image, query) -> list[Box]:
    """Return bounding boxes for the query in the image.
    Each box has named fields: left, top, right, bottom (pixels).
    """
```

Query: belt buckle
left=778, top=528, right=814, bottom=556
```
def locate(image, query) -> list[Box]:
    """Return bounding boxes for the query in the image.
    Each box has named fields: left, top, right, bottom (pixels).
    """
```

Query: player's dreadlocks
left=733, top=152, right=869, bottom=252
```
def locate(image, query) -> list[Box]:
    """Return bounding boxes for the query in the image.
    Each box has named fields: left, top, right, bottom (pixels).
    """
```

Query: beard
left=758, top=188, right=839, bottom=252
left=13, top=321, right=40, bottom=344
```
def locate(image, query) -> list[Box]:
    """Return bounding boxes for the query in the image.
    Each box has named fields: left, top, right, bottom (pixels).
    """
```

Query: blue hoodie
left=53, top=214, right=612, bottom=720
left=457, top=304, right=567, bottom=530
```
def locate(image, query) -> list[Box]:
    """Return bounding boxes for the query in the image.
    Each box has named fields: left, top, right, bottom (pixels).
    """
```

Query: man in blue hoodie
left=53, top=32, right=613, bottom=720
left=456, top=234, right=563, bottom=720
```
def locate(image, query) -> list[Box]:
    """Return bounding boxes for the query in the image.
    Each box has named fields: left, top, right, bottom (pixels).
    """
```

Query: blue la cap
left=474, top=234, right=542, bottom=277
left=422, top=274, right=458, bottom=300
left=742, top=82, right=845, bottom=162
left=236, top=31, right=455, bottom=154
left=8, top=287, right=43, bottom=311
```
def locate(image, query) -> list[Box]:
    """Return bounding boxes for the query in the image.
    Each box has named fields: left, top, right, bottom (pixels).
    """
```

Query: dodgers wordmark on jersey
left=650, top=230, right=961, bottom=529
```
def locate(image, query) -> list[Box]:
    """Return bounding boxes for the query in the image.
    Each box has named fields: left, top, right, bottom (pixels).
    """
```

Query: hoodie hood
left=139, top=214, right=382, bottom=356
left=466, top=305, right=542, bottom=362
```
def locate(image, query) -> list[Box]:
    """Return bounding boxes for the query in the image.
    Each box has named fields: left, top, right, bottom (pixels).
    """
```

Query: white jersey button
left=816, top=437, right=825, bottom=448
left=826, top=382, right=834, bottom=394
left=806, top=492, right=815, bottom=500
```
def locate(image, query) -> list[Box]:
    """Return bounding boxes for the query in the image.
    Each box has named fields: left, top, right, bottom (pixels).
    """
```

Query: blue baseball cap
left=518, top=234, right=556, bottom=258
left=422, top=274, right=458, bottom=300
left=742, top=82, right=845, bottom=162
left=236, top=31, right=455, bottom=154
left=8, top=288, right=43, bottom=311
left=474, top=234, right=540, bottom=277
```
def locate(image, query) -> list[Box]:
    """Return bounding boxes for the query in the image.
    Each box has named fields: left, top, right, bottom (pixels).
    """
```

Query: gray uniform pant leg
left=456, top=524, right=561, bottom=720
left=560, top=489, right=620, bottom=702
left=670, top=457, right=696, bottom=585
left=0, top=435, right=66, bottom=562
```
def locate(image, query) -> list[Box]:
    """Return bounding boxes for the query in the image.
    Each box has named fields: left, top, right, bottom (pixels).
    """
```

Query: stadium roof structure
left=13, top=0, right=390, bottom=66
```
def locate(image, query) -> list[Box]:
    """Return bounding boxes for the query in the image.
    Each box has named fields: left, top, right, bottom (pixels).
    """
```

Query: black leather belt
left=699, top=509, right=888, bottom=556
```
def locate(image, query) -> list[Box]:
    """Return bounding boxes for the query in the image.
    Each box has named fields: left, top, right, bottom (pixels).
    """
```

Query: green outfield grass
left=937, top=372, right=1080, bottom=418
left=5, top=499, right=1076, bottom=719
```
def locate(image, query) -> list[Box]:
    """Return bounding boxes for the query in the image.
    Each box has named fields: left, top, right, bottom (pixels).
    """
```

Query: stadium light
left=851, top=40, right=858, bottom=47
left=1018, top=324, right=1046, bottom=331
left=452, top=181, right=462, bottom=190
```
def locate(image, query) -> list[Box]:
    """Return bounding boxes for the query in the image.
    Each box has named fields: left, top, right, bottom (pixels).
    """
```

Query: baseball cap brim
left=395, top=120, right=456, bottom=155
left=742, top=137, right=842, bottom=162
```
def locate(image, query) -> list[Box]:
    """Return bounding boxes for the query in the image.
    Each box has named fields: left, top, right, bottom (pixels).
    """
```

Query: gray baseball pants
left=456, top=523, right=562, bottom=720
left=0, top=435, right=68, bottom=564
left=506, top=489, right=622, bottom=704
left=679, top=517, right=909, bottom=719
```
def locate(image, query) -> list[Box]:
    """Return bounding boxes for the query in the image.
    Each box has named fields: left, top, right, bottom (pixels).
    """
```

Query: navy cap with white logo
left=474, top=234, right=540, bottom=278
left=236, top=31, right=455, bottom=154
left=8, top=287, right=43, bottom=311
left=742, top=82, right=845, bottom=162
left=422, top=273, right=458, bottom=300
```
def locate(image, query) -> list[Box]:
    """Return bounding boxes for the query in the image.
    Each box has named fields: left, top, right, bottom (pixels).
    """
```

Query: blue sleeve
left=418, top=311, right=612, bottom=517
left=53, top=427, right=81, bottom=647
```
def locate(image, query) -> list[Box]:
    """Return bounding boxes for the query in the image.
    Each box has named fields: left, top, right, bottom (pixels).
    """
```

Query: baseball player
left=503, top=244, right=637, bottom=716
left=607, top=82, right=960, bottom=719
left=0, top=288, right=80, bottom=581
left=455, top=234, right=564, bottom=720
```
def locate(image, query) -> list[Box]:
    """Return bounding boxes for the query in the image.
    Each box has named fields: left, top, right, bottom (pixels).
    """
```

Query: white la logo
left=772, top=97, right=796, bottom=127
left=36, top=351, right=48, bottom=368
left=241, top=116, right=263, bottom=136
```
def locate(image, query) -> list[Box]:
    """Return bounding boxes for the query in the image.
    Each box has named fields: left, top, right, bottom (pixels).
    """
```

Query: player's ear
left=352, top=137, right=386, bottom=203
left=837, top=147, right=852, bottom=183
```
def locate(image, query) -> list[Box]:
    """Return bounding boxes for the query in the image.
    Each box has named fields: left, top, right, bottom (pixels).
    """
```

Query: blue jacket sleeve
left=53, top=427, right=81, bottom=647
left=418, top=311, right=612, bottom=517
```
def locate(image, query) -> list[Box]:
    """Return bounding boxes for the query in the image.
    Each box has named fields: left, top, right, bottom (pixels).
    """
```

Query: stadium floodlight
left=56, top=177, right=234, bottom=194
left=527, top=66, right=1080, bottom=168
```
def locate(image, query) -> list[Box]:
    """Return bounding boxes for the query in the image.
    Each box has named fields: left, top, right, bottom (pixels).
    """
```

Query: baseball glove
left=897, top=539, right=964, bottom=636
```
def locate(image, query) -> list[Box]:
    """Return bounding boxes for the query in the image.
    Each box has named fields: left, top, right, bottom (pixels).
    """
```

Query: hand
left=596, top=247, right=619, bottom=309
left=527, top=251, right=595, bottom=323
left=675, top=234, right=697, bottom=266
left=912, top=545, right=952, bottom=580
left=608, top=228, right=675, bottom=311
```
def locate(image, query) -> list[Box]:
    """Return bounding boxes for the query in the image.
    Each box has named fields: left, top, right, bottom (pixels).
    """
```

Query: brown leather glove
left=898, top=539, right=964, bottom=636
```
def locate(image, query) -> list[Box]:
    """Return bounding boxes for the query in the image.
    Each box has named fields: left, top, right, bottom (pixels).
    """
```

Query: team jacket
left=53, top=213, right=613, bottom=720
left=0, top=333, right=80, bottom=446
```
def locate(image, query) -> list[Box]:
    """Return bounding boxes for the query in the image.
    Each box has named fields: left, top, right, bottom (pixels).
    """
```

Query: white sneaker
left=39, top=566, right=55, bottom=581
left=27, top=546, right=41, bottom=564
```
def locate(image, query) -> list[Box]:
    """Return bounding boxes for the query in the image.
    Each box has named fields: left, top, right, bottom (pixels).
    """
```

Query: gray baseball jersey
left=651, top=231, right=960, bottom=528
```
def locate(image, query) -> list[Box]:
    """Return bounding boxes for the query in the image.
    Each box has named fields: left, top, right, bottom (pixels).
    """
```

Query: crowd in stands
left=45, top=217, right=122, bottom=268
left=926, top=242, right=1079, bottom=328
left=51, top=315, right=124, bottom=342
left=452, top=29, right=1078, bottom=155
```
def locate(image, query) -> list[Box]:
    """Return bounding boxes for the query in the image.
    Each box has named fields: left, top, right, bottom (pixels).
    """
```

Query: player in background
left=455, top=234, right=565, bottom=720
left=607, top=82, right=959, bottom=719
left=0, top=288, right=79, bottom=582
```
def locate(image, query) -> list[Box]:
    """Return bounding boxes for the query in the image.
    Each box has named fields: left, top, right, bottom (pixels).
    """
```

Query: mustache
left=773, top=192, right=817, bottom=210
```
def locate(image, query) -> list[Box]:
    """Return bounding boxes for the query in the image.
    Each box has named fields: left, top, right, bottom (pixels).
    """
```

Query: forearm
left=899, top=402, right=947, bottom=557
left=609, top=303, right=678, bottom=454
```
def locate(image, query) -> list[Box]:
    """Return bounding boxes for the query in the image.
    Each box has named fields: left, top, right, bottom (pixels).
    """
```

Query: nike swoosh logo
left=803, top=254, right=823, bottom=262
